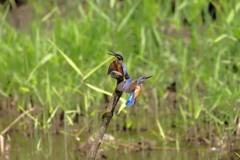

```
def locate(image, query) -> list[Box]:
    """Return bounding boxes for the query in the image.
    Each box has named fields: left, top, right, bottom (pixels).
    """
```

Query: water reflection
left=5, top=134, right=240, bottom=160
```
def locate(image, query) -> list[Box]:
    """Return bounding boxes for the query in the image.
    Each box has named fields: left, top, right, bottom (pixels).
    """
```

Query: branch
left=87, top=71, right=123, bottom=160
left=1, top=107, right=36, bottom=135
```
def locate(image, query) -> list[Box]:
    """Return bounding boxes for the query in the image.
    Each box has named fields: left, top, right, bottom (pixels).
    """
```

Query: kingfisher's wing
left=125, top=90, right=135, bottom=106
left=122, top=62, right=131, bottom=79
left=116, top=80, right=137, bottom=93
left=116, top=79, right=132, bottom=93
left=107, top=61, right=118, bottom=75
left=127, top=80, right=137, bottom=93
left=116, top=62, right=124, bottom=76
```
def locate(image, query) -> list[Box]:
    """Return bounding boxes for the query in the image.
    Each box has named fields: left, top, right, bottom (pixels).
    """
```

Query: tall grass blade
left=194, top=103, right=202, bottom=119
left=85, top=82, right=126, bottom=102
left=179, top=104, right=186, bottom=122
left=77, top=117, right=94, bottom=136
left=33, top=86, right=44, bottom=105
left=41, top=7, right=58, bottom=22
left=64, top=86, right=84, bottom=95
left=27, top=54, right=54, bottom=82
left=140, top=26, right=146, bottom=57
left=85, top=83, right=112, bottom=96
left=110, top=0, right=116, bottom=8
left=214, top=51, right=222, bottom=80
left=213, top=34, right=228, bottom=44
left=46, top=71, right=53, bottom=113
left=151, top=24, right=162, bottom=46
left=36, top=138, right=42, bottom=152
left=18, top=106, right=41, bottom=126
left=47, top=106, right=60, bottom=124
left=156, top=119, right=165, bottom=139
left=234, top=151, right=240, bottom=157
left=176, top=134, right=180, bottom=152
left=83, top=57, right=113, bottom=80
left=117, top=0, right=141, bottom=32
left=203, top=108, right=224, bottom=125
left=87, top=0, right=114, bottom=25
left=47, top=39, right=83, bottom=77
left=117, top=103, right=127, bottom=114
left=66, top=114, right=74, bottom=125
left=226, top=2, right=240, bottom=24
left=20, top=87, right=30, bottom=92
left=209, top=96, right=222, bottom=111
left=0, top=5, right=10, bottom=39
left=0, top=89, right=8, bottom=97
left=84, top=90, right=89, bottom=111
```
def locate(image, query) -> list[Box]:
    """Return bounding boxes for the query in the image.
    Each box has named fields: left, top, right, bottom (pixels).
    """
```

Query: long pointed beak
left=108, top=49, right=116, bottom=54
left=145, top=76, right=153, bottom=79
left=107, top=49, right=116, bottom=56
left=107, top=53, right=115, bottom=56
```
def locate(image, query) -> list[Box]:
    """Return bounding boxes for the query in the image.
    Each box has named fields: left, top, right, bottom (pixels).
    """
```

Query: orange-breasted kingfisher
left=107, top=50, right=131, bottom=80
left=117, top=76, right=152, bottom=106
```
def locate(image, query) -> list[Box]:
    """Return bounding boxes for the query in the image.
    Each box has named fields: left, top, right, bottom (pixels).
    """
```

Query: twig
left=0, top=107, right=36, bottom=135
left=0, top=107, right=36, bottom=155
left=87, top=71, right=123, bottom=160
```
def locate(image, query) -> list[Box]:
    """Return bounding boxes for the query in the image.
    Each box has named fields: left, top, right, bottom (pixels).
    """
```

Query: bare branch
left=0, top=107, right=36, bottom=135
left=87, top=71, right=123, bottom=160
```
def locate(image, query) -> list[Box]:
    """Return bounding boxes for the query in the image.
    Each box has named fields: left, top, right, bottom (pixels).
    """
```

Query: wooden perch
left=87, top=71, right=123, bottom=160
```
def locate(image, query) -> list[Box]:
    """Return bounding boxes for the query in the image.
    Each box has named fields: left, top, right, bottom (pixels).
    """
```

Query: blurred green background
left=0, top=0, right=240, bottom=159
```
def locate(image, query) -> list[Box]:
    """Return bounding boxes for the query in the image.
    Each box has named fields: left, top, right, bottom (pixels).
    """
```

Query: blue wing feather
left=125, top=90, right=135, bottom=106
left=116, top=79, right=133, bottom=93
left=122, top=79, right=132, bottom=93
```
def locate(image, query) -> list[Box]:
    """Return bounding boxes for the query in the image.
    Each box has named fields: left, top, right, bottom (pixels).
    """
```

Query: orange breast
left=134, top=85, right=142, bottom=99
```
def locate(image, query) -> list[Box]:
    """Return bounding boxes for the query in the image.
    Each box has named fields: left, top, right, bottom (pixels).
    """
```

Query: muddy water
left=5, top=134, right=239, bottom=160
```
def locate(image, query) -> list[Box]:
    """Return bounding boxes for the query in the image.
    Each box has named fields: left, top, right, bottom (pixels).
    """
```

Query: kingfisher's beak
left=107, top=49, right=117, bottom=56
left=145, top=76, right=153, bottom=79
left=107, top=53, right=115, bottom=56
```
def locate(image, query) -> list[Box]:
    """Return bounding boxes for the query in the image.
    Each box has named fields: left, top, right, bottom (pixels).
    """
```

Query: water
left=4, top=134, right=239, bottom=160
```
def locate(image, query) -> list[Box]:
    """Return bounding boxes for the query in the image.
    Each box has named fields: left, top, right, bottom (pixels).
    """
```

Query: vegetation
left=0, top=0, right=240, bottom=159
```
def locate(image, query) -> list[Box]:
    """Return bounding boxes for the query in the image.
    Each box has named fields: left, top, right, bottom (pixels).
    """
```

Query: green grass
left=0, top=0, right=240, bottom=159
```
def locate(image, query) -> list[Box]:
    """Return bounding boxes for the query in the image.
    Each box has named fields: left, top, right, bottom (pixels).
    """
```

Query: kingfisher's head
left=137, top=76, right=152, bottom=85
left=108, top=50, right=124, bottom=60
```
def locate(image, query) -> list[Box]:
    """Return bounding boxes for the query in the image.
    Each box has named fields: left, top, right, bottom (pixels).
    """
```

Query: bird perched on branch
left=107, top=50, right=131, bottom=80
left=117, top=76, right=152, bottom=106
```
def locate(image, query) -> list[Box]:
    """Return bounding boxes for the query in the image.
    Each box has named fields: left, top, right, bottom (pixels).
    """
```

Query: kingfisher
left=107, top=50, right=131, bottom=80
left=117, top=76, right=152, bottom=106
